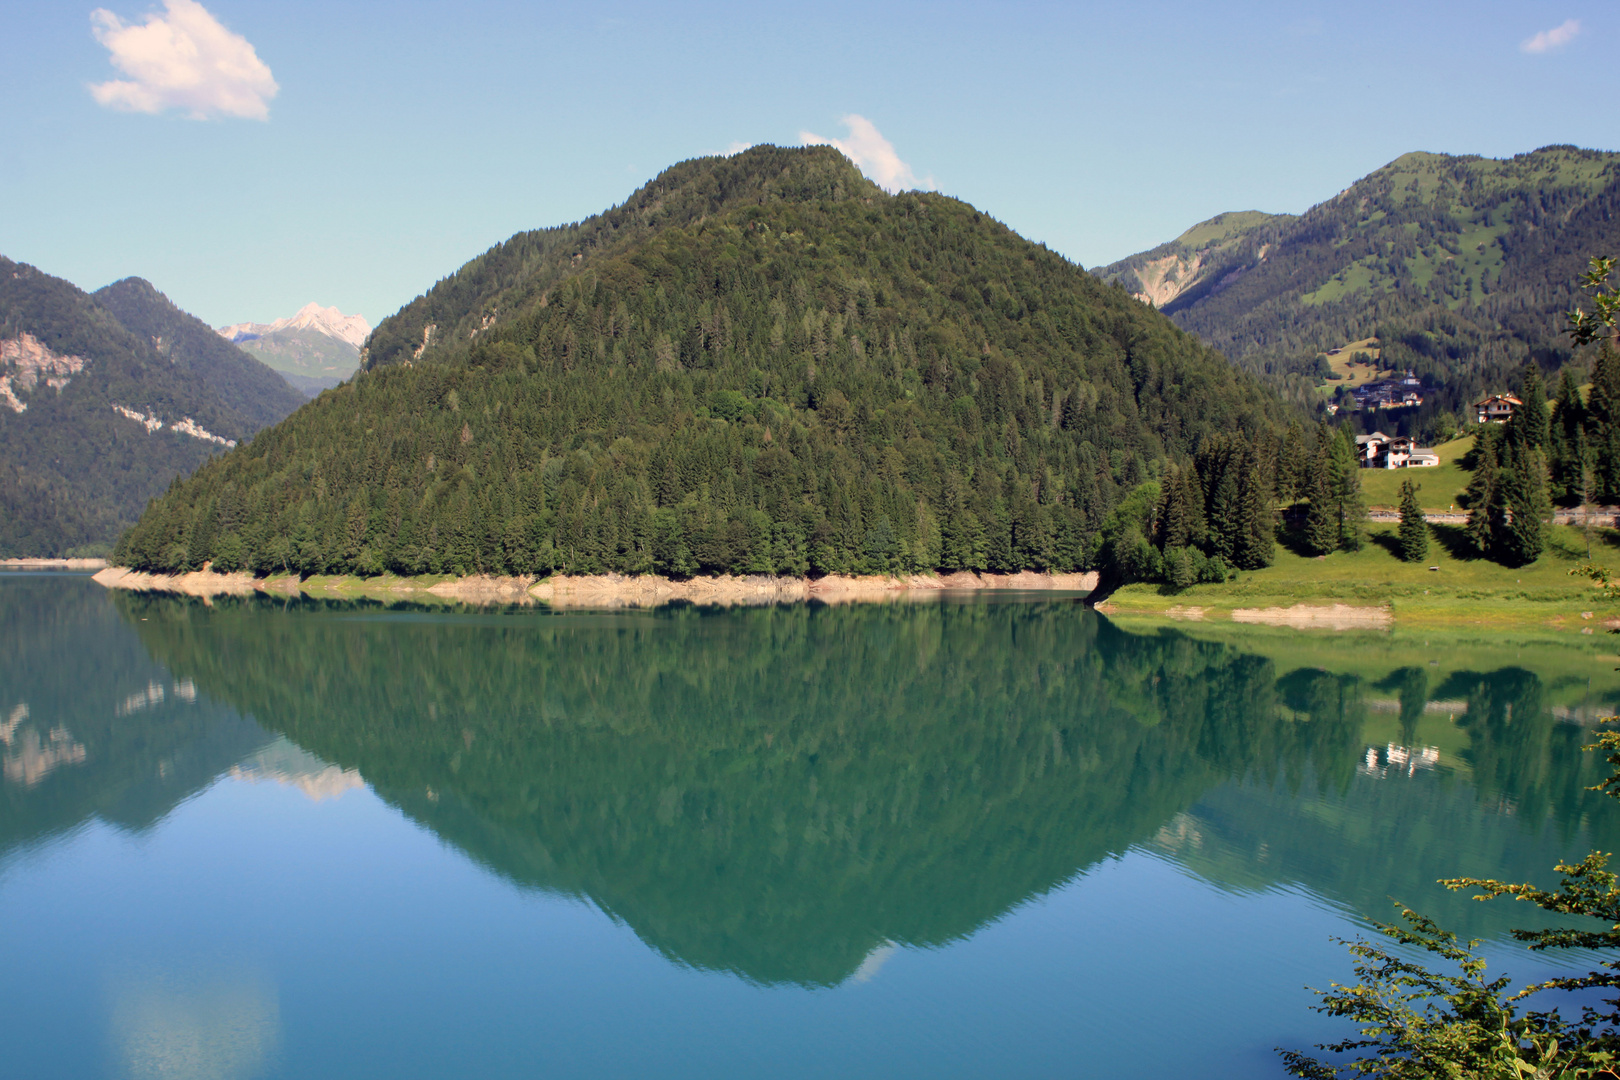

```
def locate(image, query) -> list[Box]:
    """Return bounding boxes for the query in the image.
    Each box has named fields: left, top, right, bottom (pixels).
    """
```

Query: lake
left=3, top=571, right=1616, bottom=1079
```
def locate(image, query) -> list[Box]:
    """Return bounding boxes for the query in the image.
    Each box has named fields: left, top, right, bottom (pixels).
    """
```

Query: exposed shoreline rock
left=1230, top=603, right=1393, bottom=629
left=92, top=566, right=1101, bottom=607
left=2, top=558, right=108, bottom=570
left=93, top=566, right=300, bottom=598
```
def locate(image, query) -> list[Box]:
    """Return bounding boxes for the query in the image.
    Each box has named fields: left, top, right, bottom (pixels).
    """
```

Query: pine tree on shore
left=1397, top=478, right=1428, bottom=563
left=1464, top=427, right=1500, bottom=555
left=1303, top=445, right=1338, bottom=556
left=1233, top=441, right=1275, bottom=570
left=1331, top=425, right=1365, bottom=552
left=1498, top=442, right=1550, bottom=567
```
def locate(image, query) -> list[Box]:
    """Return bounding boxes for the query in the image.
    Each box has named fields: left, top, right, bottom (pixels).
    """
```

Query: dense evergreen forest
left=115, top=146, right=1289, bottom=580
left=0, top=261, right=305, bottom=556
left=1098, top=146, right=1620, bottom=437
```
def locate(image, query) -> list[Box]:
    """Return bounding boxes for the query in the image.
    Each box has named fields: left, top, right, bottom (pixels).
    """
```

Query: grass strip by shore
left=1098, top=521, right=1620, bottom=632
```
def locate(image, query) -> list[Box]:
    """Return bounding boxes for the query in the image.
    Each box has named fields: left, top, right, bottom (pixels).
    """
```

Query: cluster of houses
left=1339, top=393, right=1527, bottom=470
left=1354, top=432, right=1441, bottom=469
left=1351, top=374, right=1425, bottom=412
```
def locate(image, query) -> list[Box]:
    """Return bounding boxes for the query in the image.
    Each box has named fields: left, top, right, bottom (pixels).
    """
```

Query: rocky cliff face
left=1096, top=210, right=1293, bottom=309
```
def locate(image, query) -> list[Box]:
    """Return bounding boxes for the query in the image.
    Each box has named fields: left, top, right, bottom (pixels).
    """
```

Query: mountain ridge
left=1096, top=144, right=1620, bottom=428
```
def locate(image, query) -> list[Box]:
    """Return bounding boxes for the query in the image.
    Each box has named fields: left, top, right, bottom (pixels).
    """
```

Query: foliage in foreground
left=1281, top=732, right=1620, bottom=1078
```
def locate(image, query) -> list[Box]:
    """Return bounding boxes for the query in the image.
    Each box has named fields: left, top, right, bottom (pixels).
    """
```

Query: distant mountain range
left=1097, top=145, right=1620, bottom=428
left=218, top=303, right=370, bottom=395
left=0, top=259, right=307, bottom=556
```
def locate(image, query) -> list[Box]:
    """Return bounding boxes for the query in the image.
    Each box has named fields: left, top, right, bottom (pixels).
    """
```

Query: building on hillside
left=1352, top=373, right=1425, bottom=412
left=1354, top=431, right=1440, bottom=469
left=1475, top=394, right=1522, bottom=424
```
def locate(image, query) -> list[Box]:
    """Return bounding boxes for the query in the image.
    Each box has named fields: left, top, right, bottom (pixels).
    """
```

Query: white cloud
left=800, top=115, right=931, bottom=193
left=723, top=141, right=755, bottom=156
left=1521, top=18, right=1580, bottom=54
left=89, top=0, right=278, bottom=120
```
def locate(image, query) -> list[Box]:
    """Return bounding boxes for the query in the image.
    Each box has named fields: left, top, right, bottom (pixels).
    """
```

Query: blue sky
left=1, top=1, right=1615, bottom=329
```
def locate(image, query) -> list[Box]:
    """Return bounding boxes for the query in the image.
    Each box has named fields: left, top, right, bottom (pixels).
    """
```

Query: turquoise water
left=2, top=572, right=1616, bottom=1078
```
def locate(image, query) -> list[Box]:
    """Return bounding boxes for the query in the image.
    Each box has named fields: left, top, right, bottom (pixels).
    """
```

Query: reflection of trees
left=0, top=576, right=268, bottom=858
left=1438, top=667, right=1606, bottom=836
left=124, top=596, right=1366, bottom=987
left=108, top=593, right=1620, bottom=986
left=1376, top=666, right=1431, bottom=749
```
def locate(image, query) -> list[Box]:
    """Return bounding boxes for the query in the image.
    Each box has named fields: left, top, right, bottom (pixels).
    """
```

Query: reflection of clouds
left=118, top=681, right=166, bottom=716
left=2, top=702, right=88, bottom=787
left=230, top=738, right=364, bottom=802
left=848, top=940, right=897, bottom=985
left=109, top=967, right=280, bottom=1080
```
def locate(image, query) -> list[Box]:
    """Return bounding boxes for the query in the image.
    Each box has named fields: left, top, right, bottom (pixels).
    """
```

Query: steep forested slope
left=0, top=260, right=305, bottom=555
left=115, top=146, right=1287, bottom=579
left=1098, top=146, right=1620, bottom=427
left=94, top=278, right=306, bottom=427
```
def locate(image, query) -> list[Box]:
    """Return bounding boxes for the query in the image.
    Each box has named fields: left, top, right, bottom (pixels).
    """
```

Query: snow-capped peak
left=218, top=303, right=372, bottom=349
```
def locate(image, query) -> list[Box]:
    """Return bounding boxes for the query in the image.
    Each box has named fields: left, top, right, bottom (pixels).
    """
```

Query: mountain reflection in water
left=79, top=590, right=1619, bottom=989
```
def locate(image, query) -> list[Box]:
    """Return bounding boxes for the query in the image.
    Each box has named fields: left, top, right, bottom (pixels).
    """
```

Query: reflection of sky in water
left=108, top=966, right=280, bottom=1080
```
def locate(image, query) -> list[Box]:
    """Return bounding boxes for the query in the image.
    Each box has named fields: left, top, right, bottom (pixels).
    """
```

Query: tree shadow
left=1369, top=531, right=1403, bottom=559
left=1430, top=522, right=1484, bottom=562
left=1274, top=511, right=1323, bottom=559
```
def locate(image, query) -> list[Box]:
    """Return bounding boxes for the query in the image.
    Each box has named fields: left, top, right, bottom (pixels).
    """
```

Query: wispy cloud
left=723, top=141, right=755, bottom=156
left=1521, top=18, right=1580, bottom=54
left=800, top=115, right=931, bottom=193
left=89, top=0, right=279, bottom=120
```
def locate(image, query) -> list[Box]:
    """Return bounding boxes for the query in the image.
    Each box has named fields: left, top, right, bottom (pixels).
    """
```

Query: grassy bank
left=1100, top=520, right=1620, bottom=632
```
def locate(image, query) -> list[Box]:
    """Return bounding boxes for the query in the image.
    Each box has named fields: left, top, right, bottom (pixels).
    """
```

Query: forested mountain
left=1097, top=146, right=1620, bottom=433
left=0, top=259, right=306, bottom=556
left=94, top=278, right=306, bottom=427
left=114, top=145, right=1288, bottom=579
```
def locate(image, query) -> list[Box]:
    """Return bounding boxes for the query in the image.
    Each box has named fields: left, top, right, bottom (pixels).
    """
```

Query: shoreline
left=2, top=557, right=109, bottom=570
left=90, top=566, right=1103, bottom=607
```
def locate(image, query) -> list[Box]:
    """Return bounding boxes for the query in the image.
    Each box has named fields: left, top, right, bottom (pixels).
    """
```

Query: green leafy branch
left=1569, top=257, right=1620, bottom=349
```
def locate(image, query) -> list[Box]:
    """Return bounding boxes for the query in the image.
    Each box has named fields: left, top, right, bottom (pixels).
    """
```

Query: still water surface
left=2, top=573, right=1617, bottom=1078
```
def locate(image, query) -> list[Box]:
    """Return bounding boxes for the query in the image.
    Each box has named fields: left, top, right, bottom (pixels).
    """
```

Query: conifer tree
left=1158, top=469, right=1192, bottom=549
left=1233, top=442, right=1274, bottom=570
left=1510, top=359, right=1549, bottom=452
left=1303, top=446, right=1338, bottom=556
left=1181, top=468, right=1208, bottom=549
left=1463, top=427, right=1499, bottom=555
left=1277, top=421, right=1307, bottom=504
left=1397, top=478, right=1428, bottom=563
left=1331, top=425, right=1365, bottom=552
left=1549, top=367, right=1588, bottom=504
left=1208, top=466, right=1240, bottom=561
left=1587, top=344, right=1620, bottom=503
left=1498, top=442, right=1550, bottom=567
